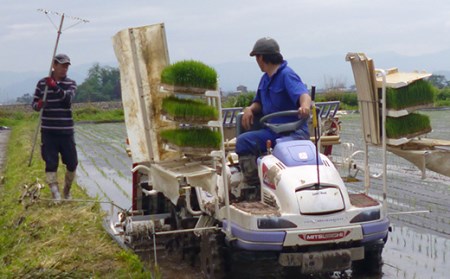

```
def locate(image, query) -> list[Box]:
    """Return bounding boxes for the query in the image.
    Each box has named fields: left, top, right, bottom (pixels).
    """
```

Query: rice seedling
left=160, top=128, right=222, bottom=149
left=77, top=159, right=88, bottom=176
left=162, top=95, right=218, bottom=122
left=89, top=179, right=112, bottom=203
left=88, top=155, right=105, bottom=177
left=386, top=79, right=435, bottom=110
left=160, top=60, right=218, bottom=90
left=75, top=124, right=131, bottom=185
left=386, top=113, right=431, bottom=139
left=111, top=179, right=130, bottom=199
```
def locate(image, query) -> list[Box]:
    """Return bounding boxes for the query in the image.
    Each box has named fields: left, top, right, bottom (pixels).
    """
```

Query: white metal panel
left=296, top=187, right=345, bottom=214
left=112, top=23, right=172, bottom=164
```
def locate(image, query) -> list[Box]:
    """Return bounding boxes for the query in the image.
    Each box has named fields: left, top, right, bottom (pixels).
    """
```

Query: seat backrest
left=346, top=53, right=381, bottom=146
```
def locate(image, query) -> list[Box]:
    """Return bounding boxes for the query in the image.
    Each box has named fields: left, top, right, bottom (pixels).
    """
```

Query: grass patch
left=386, top=79, right=435, bottom=110
left=160, top=128, right=221, bottom=149
left=73, top=106, right=124, bottom=122
left=0, top=120, right=152, bottom=278
left=160, top=60, right=218, bottom=90
left=0, top=110, right=33, bottom=127
left=0, top=105, right=124, bottom=127
left=162, top=96, right=218, bottom=122
left=386, top=113, right=431, bottom=139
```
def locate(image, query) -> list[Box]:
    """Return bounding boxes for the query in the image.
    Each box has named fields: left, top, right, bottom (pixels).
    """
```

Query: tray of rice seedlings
left=385, top=79, right=435, bottom=111
left=386, top=113, right=431, bottom=139
left=161, top=95, right=218, bottom=123
left=160, top=60, right=218, bottom=94
left=160, top=127, right=222, bottom=153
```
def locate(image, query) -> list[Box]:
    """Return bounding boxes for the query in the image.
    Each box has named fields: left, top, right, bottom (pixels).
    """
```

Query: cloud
left=1, top=0, right=450, bottom=78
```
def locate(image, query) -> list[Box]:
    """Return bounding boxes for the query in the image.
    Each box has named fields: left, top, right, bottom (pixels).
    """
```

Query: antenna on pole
left=37, top=9, right=90, bottom=29
left=28, top=10, right=89, bottom=167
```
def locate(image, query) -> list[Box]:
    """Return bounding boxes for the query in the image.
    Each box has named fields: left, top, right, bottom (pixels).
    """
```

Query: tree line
left=75, top=63, right=120, bottom=102
left=15, top=63, right=120, bottom=104
left=15, top=64, right=450, bottom=108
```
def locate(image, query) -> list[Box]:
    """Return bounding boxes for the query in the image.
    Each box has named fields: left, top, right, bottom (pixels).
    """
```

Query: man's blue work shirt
left=253, top=60, right=309, bottom=127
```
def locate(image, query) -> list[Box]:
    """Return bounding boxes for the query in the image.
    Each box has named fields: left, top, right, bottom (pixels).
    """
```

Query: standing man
left=32, top=53, right=78, bottom=201
left=236, top=37, right=311, bottom=190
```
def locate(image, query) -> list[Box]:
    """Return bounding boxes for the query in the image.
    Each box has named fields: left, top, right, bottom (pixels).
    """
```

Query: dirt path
left=0, top=128, right=10, bottom=175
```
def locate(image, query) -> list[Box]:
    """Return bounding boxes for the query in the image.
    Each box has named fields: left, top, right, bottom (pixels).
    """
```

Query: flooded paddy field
left=75, top=110, right=450, bottom=278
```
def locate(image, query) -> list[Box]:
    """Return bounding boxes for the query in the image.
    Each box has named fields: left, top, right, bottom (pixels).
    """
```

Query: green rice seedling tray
left=385, top=79, right=435, bottom=110
left=160, top=60, right=218, bottom=93
left=160, top=128, right=222, bottom=150
left=386, top=113, right=431, bottom=139
left=161, top=96, right=218, bottom=123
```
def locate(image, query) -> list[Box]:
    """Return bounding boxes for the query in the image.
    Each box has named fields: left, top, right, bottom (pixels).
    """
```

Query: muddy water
left=75, top=110, right=450, bottom=279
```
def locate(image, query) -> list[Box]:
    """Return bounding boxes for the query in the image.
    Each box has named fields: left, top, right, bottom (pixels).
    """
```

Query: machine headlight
left=350, top=209, right=380, bottom=223
left=257, top=218, right=297, bottom=229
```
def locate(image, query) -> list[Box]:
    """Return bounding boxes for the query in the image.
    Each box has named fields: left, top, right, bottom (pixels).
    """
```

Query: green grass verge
left=0, top=121, right=152, bottom=278
left=0, top=110, right=33, bottom=127
left=386, top=79, right=435, bottom=110
left=0, top=106, right=124, bottom=127
left=0, top=114, right=156, bottom=278
left=160, top=128, right=222, bottom=149
left=160, top=60, right=218, bottom=90
left=73, top=106, right=124, bottom=122
left=162, top=96, right=218, bottom=122
left=386, top=113, right=431, bottom=139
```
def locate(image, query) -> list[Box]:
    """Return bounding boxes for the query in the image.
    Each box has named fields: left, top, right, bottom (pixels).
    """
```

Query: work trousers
left=41, top=132, right=78, bottom=173
left=235, top=127, right=309, bottom=157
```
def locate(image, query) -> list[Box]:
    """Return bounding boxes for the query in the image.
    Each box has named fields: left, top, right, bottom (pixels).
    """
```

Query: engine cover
left=296, top=187, right=345, bottom=214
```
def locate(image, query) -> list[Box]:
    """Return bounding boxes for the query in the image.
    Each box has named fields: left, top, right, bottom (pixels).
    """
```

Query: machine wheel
left=200, top=231, right=227, bottom=279
left=352, top=241, right=384, bottom=276
left=166, top=204, right=200, bottom=266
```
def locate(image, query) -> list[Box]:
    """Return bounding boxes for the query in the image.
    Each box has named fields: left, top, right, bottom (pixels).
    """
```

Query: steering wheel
left=259, top=110, right=309, bottom=134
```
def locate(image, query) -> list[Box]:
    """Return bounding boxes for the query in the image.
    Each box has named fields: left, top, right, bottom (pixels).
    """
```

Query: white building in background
left=236, top=85, right=247, bottom=93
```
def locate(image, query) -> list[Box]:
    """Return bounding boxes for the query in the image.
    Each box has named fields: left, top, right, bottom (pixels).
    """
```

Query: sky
left=1, top=0, right=450, bottom=93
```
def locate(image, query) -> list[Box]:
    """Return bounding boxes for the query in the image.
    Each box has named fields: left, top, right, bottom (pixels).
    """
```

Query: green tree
left=222, top=92, right=255, bottom=108
left=428, top=74, right=448, bottom=89
left=75, top=63, right=121, bottom=102
left=16, top=93, right=33, bottom=104
left=437, top=87, right=450, bottom=100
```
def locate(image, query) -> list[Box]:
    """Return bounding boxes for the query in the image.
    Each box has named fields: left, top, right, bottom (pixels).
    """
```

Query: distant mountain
left=2, top=50, right=450, bottom=103
left=434, top=70, right=450, bottom=78
left=216, top=49, right=450, bottom=92
left=0, top=63, right=94, bottom=104
left=214, top=55, right=348, bottom=93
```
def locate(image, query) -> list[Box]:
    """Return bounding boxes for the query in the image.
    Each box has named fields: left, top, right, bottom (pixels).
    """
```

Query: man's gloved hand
left=45, top=77, right=64, bottom=98
left=33, top=99, right=44, bottom=111
left=45, top=77, right=57, bottom=89
left=37, top=99, right=43, bottom=110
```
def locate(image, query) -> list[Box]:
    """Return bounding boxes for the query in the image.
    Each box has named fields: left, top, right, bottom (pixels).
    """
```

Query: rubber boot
left=46, top=172, right=61, bottom=202
left=63, top=170, right=76, bottom=200
left=239, top=155, right=260, bottom=186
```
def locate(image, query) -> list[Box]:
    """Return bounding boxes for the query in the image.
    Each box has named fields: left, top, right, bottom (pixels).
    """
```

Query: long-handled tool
left=28, top=12, right=64, bottom=167
left=311, top=86, right=321, bottom=190
left=28, top=10, right=88, bottom=167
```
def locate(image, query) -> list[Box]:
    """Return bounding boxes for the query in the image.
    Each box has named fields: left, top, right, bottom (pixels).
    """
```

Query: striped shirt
left=32, top=75, right=77, bottom=135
